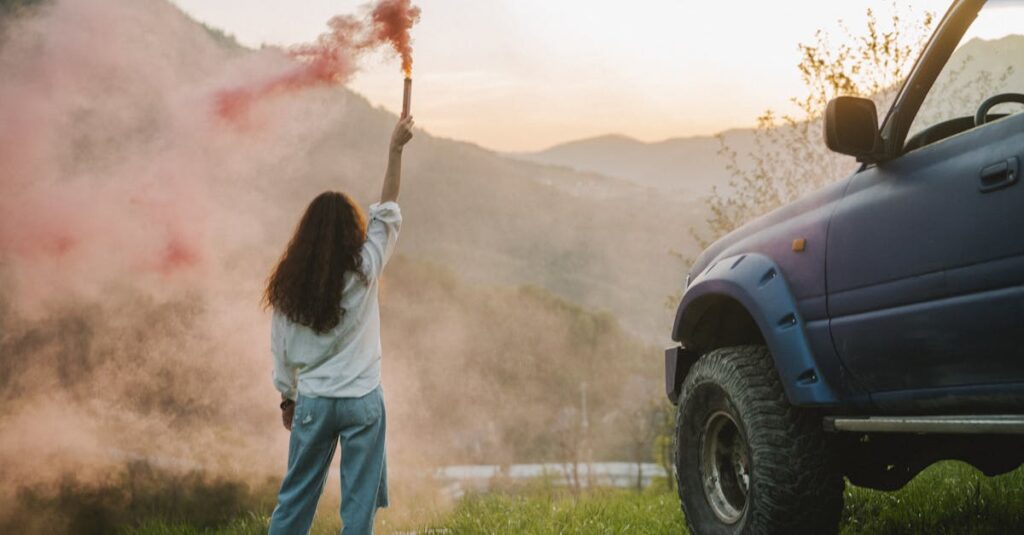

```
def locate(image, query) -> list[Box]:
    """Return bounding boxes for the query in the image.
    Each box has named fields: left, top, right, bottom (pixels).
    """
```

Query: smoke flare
left=214, top=0, right=420, bottom=122
left=370, top=0, right=421, bottom=78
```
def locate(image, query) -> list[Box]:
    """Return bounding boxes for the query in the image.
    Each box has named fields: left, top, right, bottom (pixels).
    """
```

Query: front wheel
left=674, top=345, right=842, bottom=535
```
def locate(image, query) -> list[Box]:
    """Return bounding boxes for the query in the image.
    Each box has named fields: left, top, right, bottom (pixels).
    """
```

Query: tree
left=651, top=399, right=676, bottom=490
left=622, top=396, right=665, bottom=492
left=693, top=3, right=936, bottom=248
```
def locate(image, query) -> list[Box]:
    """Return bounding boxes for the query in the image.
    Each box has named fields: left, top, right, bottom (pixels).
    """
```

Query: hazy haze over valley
left=0, top=1, right=704, bottom=520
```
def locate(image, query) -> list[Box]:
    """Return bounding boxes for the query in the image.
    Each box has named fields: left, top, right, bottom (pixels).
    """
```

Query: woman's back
left=271, top=201, right=402, bottom=400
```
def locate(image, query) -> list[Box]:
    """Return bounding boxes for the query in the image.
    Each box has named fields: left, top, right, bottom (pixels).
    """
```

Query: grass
left=415, top=461, right=1024, bottom=534
left=125, top=514, right=270, bottom=535
left=23, top=461, right=1024, bottom=534
left=421, top=484, right=685, bottom=535
left=841, top=461, right=1024, bottom=535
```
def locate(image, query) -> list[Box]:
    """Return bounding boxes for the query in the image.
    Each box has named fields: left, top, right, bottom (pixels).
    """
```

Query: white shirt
left=271, top=201, right=402, bottom=400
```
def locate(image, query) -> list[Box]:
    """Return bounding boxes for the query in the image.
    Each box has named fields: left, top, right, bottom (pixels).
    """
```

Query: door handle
left=979, top=157, right=1018, bottom=193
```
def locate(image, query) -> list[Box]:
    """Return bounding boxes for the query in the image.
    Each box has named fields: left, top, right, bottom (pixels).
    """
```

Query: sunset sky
left=170, top=0, right=954, bottom=152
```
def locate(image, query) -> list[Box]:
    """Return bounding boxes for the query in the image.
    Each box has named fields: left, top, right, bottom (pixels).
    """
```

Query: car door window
left=905, top=0, right=1024, bottom=151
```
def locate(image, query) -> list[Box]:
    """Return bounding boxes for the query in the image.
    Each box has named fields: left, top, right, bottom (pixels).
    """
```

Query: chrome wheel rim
left=701, top=411, right=750, bottom=524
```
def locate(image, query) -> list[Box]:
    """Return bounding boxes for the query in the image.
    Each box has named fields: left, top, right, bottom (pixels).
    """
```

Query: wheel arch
left=676, top=293, right=765, bottom=350
left=670, top=253, right=839, bottom=407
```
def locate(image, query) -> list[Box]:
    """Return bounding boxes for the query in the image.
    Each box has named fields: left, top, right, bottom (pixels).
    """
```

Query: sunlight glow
left=170, top=0, right=954, bottom=151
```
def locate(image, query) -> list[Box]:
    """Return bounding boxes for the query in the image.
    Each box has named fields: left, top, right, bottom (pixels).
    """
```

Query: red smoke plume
left=371, top=0, right=421, bottom=77
left=215, top=0, right=421, bottom=122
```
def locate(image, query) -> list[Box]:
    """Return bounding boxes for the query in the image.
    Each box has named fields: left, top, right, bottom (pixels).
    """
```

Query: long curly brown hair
left=264, top=191, right=368, bottom=334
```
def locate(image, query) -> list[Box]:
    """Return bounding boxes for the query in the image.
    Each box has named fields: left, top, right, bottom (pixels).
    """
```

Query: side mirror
left=824, top=96, right=883, bottom=163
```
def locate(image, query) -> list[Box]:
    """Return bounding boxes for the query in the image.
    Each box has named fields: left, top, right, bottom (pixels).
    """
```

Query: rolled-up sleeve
left=271, top=310, right=297, bottom=400
left=362, top=201, right=402, bottom=279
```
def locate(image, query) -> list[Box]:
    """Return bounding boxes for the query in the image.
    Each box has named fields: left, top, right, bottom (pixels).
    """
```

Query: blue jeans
left=268, top=386, right=388, bottom=535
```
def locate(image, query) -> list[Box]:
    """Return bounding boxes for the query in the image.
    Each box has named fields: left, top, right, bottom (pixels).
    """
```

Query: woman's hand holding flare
left=381, top=116, right=414, bottom=203
left=390, top=115, right=414, bottom=151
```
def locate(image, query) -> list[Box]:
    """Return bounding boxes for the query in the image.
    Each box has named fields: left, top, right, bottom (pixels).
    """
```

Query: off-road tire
left=674, top=345, right=843, bottom=535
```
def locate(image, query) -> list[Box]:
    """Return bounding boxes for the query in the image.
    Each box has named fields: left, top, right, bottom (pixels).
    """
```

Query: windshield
left=906, top=0, right=1024, bottom=144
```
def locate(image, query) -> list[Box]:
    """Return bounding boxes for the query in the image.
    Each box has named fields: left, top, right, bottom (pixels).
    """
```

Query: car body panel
left=673, top=253, right=842, bottom=406
left=685, top=178, right=853, bottom=322
left=828, top=112, right=1024, bottom=395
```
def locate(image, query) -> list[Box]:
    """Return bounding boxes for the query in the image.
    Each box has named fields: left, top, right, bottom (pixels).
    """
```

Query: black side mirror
left=824, top=96, right=883, bottom=163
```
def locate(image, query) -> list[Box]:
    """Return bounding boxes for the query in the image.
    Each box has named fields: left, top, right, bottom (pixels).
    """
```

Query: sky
left=170, top=0, right=954, bottom=152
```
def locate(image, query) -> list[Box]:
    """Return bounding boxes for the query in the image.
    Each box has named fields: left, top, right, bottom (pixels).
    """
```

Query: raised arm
left=381, top=116, right=414, bottom=204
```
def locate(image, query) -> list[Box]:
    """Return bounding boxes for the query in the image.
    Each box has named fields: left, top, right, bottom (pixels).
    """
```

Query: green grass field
left=112, top=461, right=1024, bottom=535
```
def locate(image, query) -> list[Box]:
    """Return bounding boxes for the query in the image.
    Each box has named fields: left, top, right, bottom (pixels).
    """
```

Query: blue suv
left=664, top=1, right=1024, bottom=533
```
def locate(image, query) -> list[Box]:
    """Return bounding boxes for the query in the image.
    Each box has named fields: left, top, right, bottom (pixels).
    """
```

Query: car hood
left=688, top=175, right=855, bottom=286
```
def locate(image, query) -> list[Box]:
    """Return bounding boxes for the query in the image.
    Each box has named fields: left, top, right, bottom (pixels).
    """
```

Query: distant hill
left=514, top=130, right=754, bottom=197
left=953, top=35, right=1024, bottom=87
left=914, top=35, right=1024, bottom=129
left=296, top=92, right=708, bottom=339
left=517, top=35, right=1024, bottom=199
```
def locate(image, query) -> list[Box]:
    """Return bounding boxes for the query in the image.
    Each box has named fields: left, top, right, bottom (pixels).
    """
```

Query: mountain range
left=514, top=130, right=753, bottom=197
left=517, top=34, right=1024, bottom=200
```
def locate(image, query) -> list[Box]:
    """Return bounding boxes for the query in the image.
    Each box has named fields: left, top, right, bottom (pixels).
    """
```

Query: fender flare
left=671, top=253, right=839, bottom=407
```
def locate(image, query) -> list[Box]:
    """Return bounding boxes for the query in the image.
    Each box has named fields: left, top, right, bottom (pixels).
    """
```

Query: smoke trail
left=370, top=0, right=421, bottom=77
left=0, top=0, right=348, bottom=487
left=215, top=0, right=420, bottom=123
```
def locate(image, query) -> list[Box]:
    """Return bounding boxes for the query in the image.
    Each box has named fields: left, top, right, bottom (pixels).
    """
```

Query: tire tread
left=674, top=345, right=843, bottom=535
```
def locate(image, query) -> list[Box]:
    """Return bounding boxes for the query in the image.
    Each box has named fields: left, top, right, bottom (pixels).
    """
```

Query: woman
left=265, top=116, right=414, bottom=534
